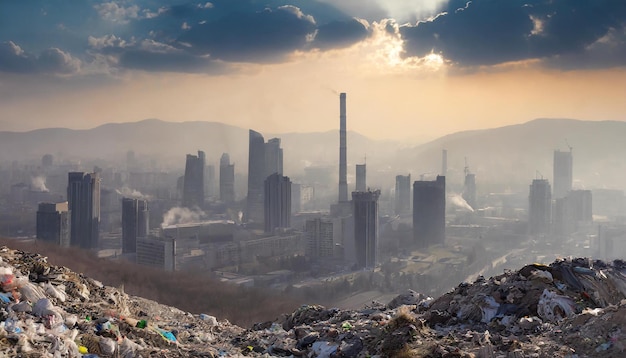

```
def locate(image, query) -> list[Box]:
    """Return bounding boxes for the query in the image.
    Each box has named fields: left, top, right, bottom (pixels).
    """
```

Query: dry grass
left=0, top=238, right=301, bottom=327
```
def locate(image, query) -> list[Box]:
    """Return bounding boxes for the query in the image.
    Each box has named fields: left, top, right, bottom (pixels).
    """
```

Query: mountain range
left=1, top=118, right=626, bottom=192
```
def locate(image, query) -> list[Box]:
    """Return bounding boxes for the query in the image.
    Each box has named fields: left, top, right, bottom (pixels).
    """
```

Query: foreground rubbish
left=0, top=247, right=626, bottom=357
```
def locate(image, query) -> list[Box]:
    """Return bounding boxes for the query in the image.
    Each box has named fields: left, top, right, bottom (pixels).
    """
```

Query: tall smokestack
left=441, top=149, right=447, bottom=177
left=339, top=93, right=348, bottom=202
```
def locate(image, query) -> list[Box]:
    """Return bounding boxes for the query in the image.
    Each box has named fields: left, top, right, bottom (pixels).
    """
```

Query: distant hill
left=0, top=119, right=404, bottom=180
left=407, top=118, right=626, bottom=191
left=2, top=118, right=625, bottom=192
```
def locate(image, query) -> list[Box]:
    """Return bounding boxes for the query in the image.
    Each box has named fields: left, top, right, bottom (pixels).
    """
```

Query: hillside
left=1, top=244, right=625, bottom=357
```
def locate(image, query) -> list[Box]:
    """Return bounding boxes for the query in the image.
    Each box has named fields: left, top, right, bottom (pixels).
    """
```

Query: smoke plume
left=31, top=176, right=49, bottom=192
left=448, top=193, right=474, bottom=212
left=161, top=207, right=207, bottom=228
left=116, top=187, right=152, bottom=200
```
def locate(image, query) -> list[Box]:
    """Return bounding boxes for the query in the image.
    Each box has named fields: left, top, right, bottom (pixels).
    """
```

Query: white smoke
left=448, top=193, right=474, bottom=212
left=161, top=207, right=206, bottom=228
left=116, top=187, right=152, bottom=200
left=31, top=176, right=49, bottom=192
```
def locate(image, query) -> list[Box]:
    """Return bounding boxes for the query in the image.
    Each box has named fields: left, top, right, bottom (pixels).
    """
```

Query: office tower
left=122, top=197, right=149, bottom=254
left=219, top=153, right=235, bottom=203
left=205, top=164, right=216, bottom=198
left=555, top=189, right=592, bottom=235
left=441, top=149, right=447, bottom=177
left=247, top=130, right=266, bottom=222
left=553, top=149, right=573, bottom=199
left=182, top=150, right=205, bottom=208
left=463, top=170, right=477, bottom=210
left=265, top=138, right=283, bottom=177
left=413, top=176, right=446, bottom=247
left=264, top=173, right=292, bottom=233
left=338, top=93, right=348, bottom=203
left=67, top=172, right=101, bottom=249
left=529, top=179, right=552, bottom=235
left=352, top=190, right=380, bottom=269
left=356, top=164, right=366, bottom=192
left=36, top=202, right=70, bottom=247
left=395, top=174, right=411, bottom=215
left=305, top=218, right=334, bottom=259
left=291, top=183, right=302, bottom=214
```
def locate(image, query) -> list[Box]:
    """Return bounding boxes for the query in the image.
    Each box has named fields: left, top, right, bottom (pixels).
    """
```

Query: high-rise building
left=554, top=189, right=592, bottom=236
left=355, top=164, right=366, bottom=192
left=67, top=172, right=101, bottom=249
left=291, top=183, right=302, bottom=214
left=264, top=173, right=292, bottom=233
left=305, top=218, right=334, bottom=259
left=36, top=202, right=70, bottom=247
left=205, top=164, right=216, bottom=198
left=553, top=149, right=573, bottom=199
left=136, top=236, right=176, bottom=271
left=122, top=197, right=149, bottom=254
left=529, top=178, right=552, bottom=235
left=265, top=138, right=283, bottom=177
left=413, top=176, right=446, bottom=247
left=247, top=130, right=266, bottom=223
left=352, top=190, right=380, bottom=269
left=338, top=93, right=348, bottom=203
left=395, top=174, right=411, bottom=216
left=182, top=151, right=205, bottom=208
left=219, top=153, right=235, bottom=203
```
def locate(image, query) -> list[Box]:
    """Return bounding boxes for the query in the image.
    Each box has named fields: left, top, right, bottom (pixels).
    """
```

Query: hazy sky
left=1, top=0, right=626, bottom=141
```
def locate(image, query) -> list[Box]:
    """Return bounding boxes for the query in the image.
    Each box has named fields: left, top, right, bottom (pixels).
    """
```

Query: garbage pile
left=2, top=245, right=626, bottom=357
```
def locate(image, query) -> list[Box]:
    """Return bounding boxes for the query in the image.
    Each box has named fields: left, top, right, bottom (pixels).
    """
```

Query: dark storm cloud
left=400, top=0, right=626, bottom=69
left=312, top=19, right=370, bottom=50
left=118, top=48, right=226, bottom=73
left=177, top=6, right=317, bottom=62
left=0, top=41, right=80, bottom=74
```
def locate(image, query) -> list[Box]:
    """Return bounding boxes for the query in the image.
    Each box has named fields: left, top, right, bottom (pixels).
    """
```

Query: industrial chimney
left=338, top=93, right=348, bottom=202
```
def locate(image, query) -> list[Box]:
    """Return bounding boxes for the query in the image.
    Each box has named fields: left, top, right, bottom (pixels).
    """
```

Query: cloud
left=0, top=41, right=80, bottom=74
left=177, top=6, right=317, bottom=62
left=94, top=2, right=140, bottom=23
left=399, top=0, right=626, bottom=69
left=312, top=18, right=370, bottom=50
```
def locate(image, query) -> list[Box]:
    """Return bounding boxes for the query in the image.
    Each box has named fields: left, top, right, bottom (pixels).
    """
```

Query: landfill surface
left=1, top=246, right=626, bottom=357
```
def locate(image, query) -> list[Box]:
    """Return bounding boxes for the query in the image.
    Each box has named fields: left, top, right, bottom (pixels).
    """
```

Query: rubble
left=1, top=245, right=626, bottom=357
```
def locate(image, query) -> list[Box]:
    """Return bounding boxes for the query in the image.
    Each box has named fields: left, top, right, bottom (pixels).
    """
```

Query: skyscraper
left=395, top=174, right=411, bottom=215
left=219, top=153, right=235, bottom=203
left=36, top=202, right=70, bottom=247
left=265, top=138, right=283, bottom=177
left=529, top=178, right=552, bottom=235
left=122, top=197, right=149, bottom=254
left=264, top=173, right=291, bottom=233
left=67, top=172, right=101, bottom=249
left=338, top=92, right=348, bottom=203
left=355, top=164, right=366, bottom=192
left=553, top=149, right=573, bottom=199
left=182, top=150, right=205, bottom=208
left=413, top=176, right=446, bottom=247
left=247, top=130, right=266, bottom=223
left=352, top=190, right=380, bottom=269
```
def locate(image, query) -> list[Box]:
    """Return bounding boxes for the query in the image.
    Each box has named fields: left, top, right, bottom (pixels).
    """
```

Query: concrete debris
left=1, top=246, right=626, bottom=357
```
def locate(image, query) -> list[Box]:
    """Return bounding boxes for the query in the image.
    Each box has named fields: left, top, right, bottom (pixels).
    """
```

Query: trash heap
left=2, top=245, right=626, bottom=357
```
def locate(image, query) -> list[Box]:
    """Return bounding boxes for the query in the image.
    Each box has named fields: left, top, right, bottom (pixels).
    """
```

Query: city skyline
left=1, top=1, right=626, bottom=141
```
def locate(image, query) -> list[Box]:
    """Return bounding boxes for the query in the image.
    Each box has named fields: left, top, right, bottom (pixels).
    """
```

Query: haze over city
left=3, top=1, right=626, bottom=356
left=1, top=0, right=626, bottom=141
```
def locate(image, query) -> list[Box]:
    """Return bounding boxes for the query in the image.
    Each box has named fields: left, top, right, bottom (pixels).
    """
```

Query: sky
left=1, top=0, right=626, bottom=142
